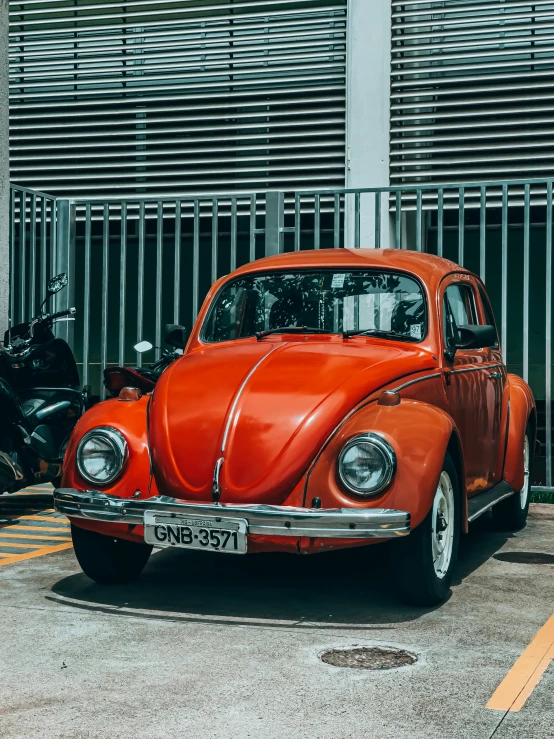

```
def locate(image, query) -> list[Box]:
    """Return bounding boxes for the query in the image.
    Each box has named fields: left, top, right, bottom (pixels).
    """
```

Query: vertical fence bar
left=54, top=199, right=76, bottom=346
left=523, top=183, right=530, bottom=383
left=501, top=184, right=508, bottom=360
left=265, top=191, right=284, bottom=256
left=211, top=199, right=218, bottom=282
left=249, top=195, right=256, bottom=262
left=374, top=192, right=381, bottom=249
left=294, top=193, right=301, bottom=252
left=49, top=198, right=56, bottom=278
left=230, top=198, right=238, bottom=271
left=82, top=203, right=92, bottom=388
left=544, top=180, right=552, bottom=488
left=192, top=199, right=200, bottom=322
left=155, top=201, right=163, bottom=359
left=29, top=194, right=37, bottom=316
left=40, top=198, right=47, bottom=296
left=100, top=204, right=109, bottom=398
left=546, top=181, right=553, bottom=489
left=19, top=190, right=26, bottom=322
left=137, top=202, right=145, bottom=368
left=416, top=189, right=422, bottom=252
left=437, top=188, right=444, bottom=257
left=395, top=190, right=401, bottom=249
left=458, top=187, right=465, bottom=266
left=9, top=188, right=15, bottom=324
left=334, top=193, right=340, bottom=249
left=479, top=186, right=486, bottom=280
left=174, top=200, right=181, bottom=324
left=119, top=202, right=127, bottom=367
left=314, top=193, right=321, bottom=249
left=354, top=192, right=360, bottom=248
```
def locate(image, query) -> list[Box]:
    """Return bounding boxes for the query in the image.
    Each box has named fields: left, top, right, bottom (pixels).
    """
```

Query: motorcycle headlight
left=338, top=434, right=396, bottom=496
left=76, top=427, right=128, bottom=486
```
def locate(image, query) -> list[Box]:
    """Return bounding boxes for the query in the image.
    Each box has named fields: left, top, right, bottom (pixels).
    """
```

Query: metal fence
left=9, top=184, right=57, bottom=324
left=8, top=178, right=554, bottom=489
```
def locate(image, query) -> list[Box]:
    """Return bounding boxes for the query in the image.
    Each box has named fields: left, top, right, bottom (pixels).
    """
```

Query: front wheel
left=493, top=427, right=532, bottom=531
left=71, top=524, right=152, bottom=585
left=391, top=452, right=460, bottom=607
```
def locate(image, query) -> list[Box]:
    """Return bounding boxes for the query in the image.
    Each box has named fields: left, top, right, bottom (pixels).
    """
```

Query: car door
left=441, top=277, right=505, bottom=495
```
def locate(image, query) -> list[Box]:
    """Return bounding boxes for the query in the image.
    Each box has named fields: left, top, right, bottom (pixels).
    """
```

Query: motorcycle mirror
left=164, top=324, right=187, bottom=349
left=134, top=340, right=154, bottom=353
left=47, top=273, right=68, bottom=295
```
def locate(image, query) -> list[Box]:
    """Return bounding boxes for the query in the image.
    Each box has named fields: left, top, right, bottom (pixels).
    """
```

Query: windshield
left=202, top=270, right=427, bottom=343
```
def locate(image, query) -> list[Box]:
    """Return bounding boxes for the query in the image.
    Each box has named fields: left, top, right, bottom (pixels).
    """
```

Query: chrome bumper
left=54, top=488, right=411, bottom=539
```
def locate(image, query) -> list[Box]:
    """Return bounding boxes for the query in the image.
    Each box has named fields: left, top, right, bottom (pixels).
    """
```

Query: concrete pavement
left=0, top=502, right=553, bottom=738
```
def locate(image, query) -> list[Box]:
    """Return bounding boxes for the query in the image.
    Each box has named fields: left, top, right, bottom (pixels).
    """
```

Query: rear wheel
left=493, top=427, right=532, bottom=531
left=391, top=452, right=460, bottom=606
left=71, top=523, right=152, bottom=584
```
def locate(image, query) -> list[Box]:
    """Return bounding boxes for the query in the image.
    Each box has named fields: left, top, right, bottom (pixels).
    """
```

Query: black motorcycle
left=103, top=324, right=187, bottom=398
left=0, top=273, right=90, bottom=493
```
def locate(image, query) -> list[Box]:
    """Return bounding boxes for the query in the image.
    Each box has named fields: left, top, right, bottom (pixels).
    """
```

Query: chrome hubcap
left=520, top=435, right=530, bottom=510
left=431, top=471, right=455, bottom=579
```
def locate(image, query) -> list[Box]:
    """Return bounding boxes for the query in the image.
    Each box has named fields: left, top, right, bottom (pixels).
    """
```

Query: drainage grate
left=320, top=646, right=416, bottom=670
left=494, top=552, right=554, bottom=565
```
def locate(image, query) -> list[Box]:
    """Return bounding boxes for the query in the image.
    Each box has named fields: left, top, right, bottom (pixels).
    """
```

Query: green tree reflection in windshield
left=203, top=270, right=426, bottom=343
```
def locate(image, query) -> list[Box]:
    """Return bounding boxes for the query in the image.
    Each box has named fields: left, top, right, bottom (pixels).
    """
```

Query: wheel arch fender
left=61, top=394, right=155, bottom=498
left=503, top=374, right=536, bottom=492
left=305, top=398, right=465, bottom=531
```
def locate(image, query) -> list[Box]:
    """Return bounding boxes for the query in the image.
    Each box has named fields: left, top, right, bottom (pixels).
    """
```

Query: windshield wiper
left=255, top=326, right=331, bottom=340
left=342, top=328, right=412, bottom=341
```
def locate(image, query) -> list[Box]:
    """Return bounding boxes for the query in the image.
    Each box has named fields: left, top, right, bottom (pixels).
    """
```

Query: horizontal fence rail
left=8, top=177, right=554, bottom=490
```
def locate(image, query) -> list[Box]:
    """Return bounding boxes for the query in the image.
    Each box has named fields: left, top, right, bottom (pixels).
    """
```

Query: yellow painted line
left=0, top=541, right=73, bottom=566
left=0, top=532, right=72, bottom=542
left=1, top=525, right=70, bottom=533
left=0, top=515, right=67, bottom=523
left=0, top=541, right=42, bottom=549
left=487, top=613, right=554, bottom=712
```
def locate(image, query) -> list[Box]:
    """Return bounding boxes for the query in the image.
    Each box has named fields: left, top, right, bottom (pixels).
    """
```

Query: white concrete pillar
left=0, top=0, right=8, bottom=333
left=345, top=0, right=391, bottom=249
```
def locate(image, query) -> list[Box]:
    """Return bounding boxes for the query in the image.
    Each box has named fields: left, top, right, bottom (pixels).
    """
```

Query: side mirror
left=164, top=324, right=187, bottom=350
left=453, top=325, right=498, bottom=351
left=134, top=340, right=154, bottom=353
left=47, top=273, right=68, bottom=295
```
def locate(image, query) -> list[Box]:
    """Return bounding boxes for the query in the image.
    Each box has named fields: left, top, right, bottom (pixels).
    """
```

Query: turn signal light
left=119, top=386, right=142, bottom=402
left=378, top=391, right=401, bottom=407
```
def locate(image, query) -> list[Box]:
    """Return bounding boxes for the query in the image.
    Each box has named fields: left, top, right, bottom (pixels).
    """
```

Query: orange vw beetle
left=55, top=250, right=535, bottom=605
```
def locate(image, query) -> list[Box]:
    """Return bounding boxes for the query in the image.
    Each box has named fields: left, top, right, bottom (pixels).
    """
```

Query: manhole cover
left=494, top=552, right=554, bottom=565
left=319, top=646, right=416, bottom=670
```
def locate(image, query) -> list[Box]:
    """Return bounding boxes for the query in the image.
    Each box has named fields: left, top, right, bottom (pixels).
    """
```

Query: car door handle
left=488, top=372, right=503, bottom=381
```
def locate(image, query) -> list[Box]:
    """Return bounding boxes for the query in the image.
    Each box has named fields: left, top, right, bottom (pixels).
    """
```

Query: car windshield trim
left=200, top=267, right=428, bottom=345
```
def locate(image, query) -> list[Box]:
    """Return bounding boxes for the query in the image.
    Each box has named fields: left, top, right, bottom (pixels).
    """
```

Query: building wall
left=9, top=0, right=348, bottom=198
left=0, top=0, right=9, bottom=333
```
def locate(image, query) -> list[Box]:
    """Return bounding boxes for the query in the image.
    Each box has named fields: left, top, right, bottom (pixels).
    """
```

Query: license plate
left=143, top=511, right=247, bottom=554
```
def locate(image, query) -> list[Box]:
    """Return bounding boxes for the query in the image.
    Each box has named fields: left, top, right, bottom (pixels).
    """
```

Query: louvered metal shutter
left=391, top=0, right=554, bottom=185
left=9, top=0, right=347, bottom=198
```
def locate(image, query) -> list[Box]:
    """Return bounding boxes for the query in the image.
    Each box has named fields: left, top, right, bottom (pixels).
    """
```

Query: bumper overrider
left=54, top=488, right=411, bottom=539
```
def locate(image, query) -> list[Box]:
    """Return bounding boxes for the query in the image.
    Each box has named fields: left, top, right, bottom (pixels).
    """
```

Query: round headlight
left=338, top=434, right=396, bottom=495
left=76, top=427, right=128, bottom=486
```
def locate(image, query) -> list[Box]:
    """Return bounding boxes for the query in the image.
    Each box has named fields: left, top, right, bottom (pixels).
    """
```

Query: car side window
left=443, top=284, right=478, bottom=349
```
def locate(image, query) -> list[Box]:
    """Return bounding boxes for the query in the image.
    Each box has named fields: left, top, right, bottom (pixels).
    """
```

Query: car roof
left=231, top=248, right=469, bottom=285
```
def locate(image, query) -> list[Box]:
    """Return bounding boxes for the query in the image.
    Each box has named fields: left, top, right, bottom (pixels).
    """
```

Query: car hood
left=149, top=339, right=437, bottom=504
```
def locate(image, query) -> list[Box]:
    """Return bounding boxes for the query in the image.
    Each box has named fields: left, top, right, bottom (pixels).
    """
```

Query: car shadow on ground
left=51, top=513, right=512, bottom=629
